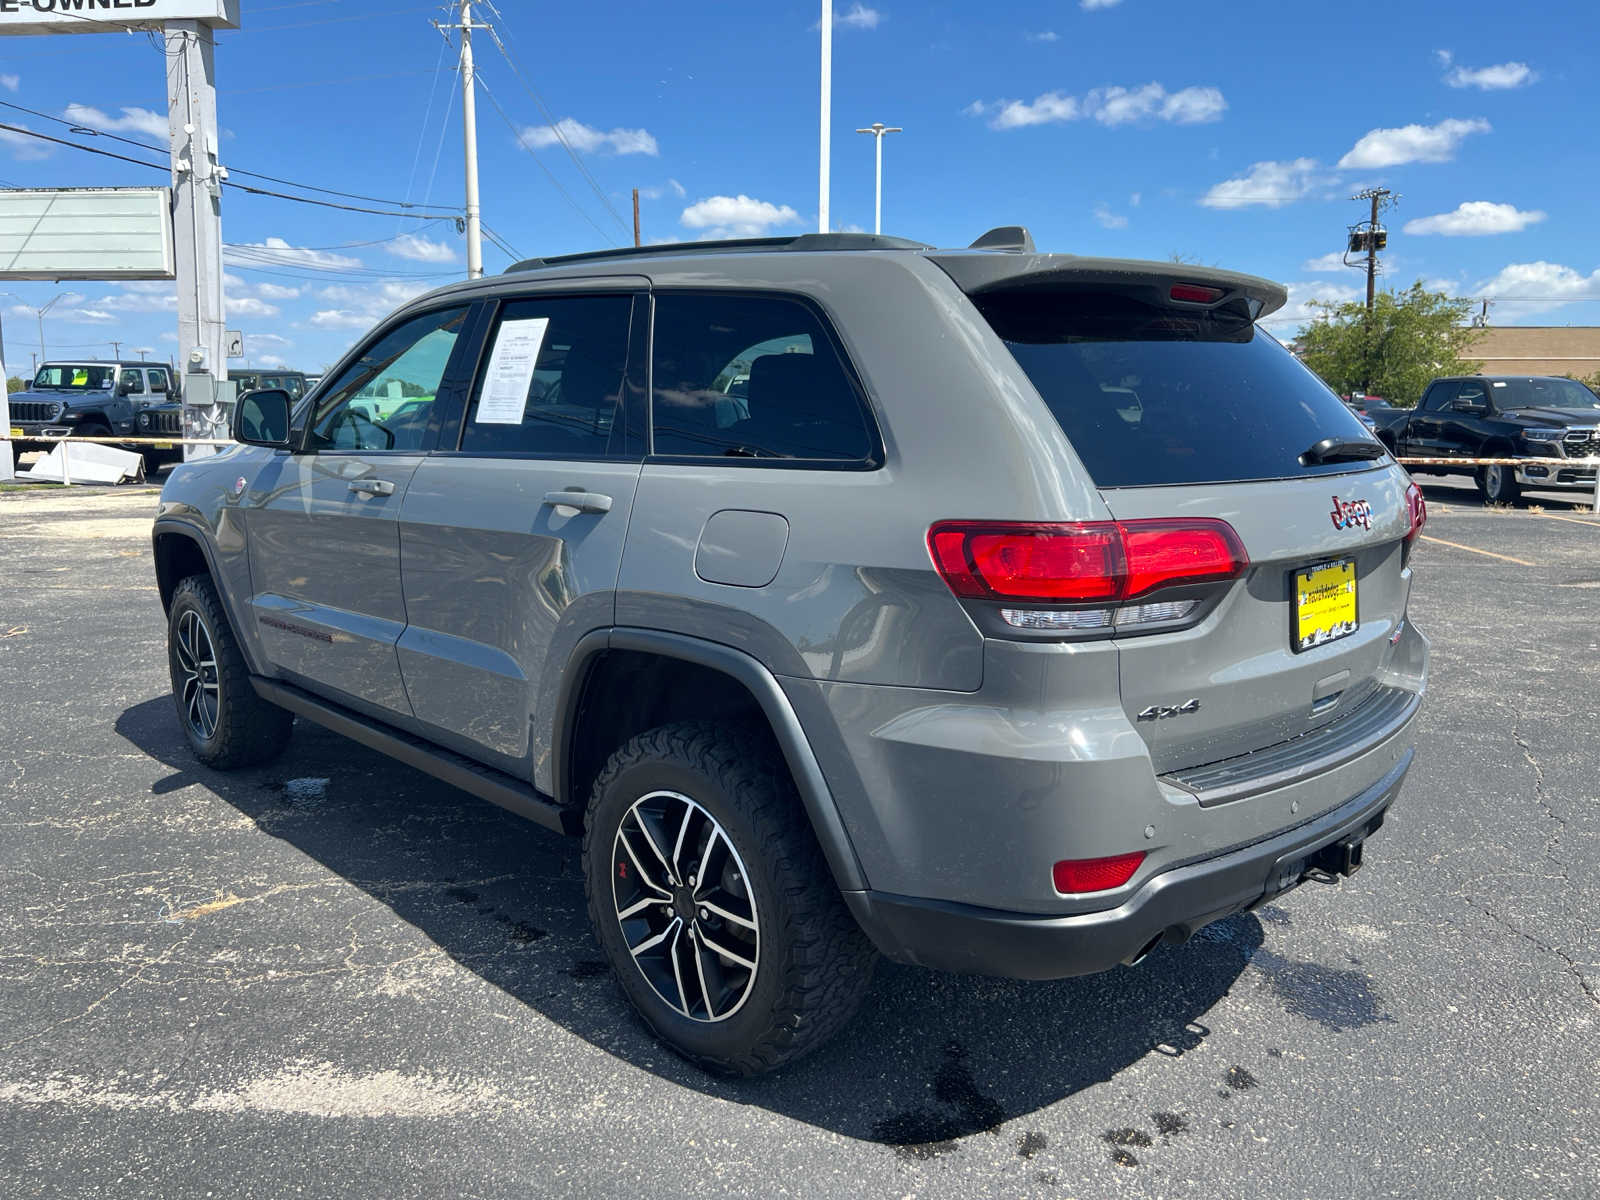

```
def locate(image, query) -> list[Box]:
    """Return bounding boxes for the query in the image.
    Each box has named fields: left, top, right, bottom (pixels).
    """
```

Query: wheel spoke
left=632, top=809, right=677, bottom=884
left=668, top=924, right=690, bottom=1015
left=692, top=937, right=719, bottom=1020
left=616, top=895, right=661, bottom=921
left=699, top=898, right=756, bottom=932
left=617, top=829, right=672, bottom=897
left=671, top=802, right=693, bottom=873
left=699, top=931, right=756, bottom=971
left=628, top=916, right=679, bottom=959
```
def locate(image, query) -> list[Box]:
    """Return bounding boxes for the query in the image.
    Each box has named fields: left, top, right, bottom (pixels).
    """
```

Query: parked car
left=231, top=369, right=311, bottom=401
left=1376, top=375, right=1600, bottom=504
left=151, top=229, right=1428, bottom=1073
left=7, top=360, right=181, bottom=472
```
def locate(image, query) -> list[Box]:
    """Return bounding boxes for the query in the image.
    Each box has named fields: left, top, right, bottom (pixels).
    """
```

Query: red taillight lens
left=1404, top=481, right=1426, bottom=543
left=1119, top=519, right=1249, bottom=601
left=927, top=519, right=1247, bottom=605
left=1170, top=282, right=1224, bottom=304
left=1053, top=852, right=1146, bottom=894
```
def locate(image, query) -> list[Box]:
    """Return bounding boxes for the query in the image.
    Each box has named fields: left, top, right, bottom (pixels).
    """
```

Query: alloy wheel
left=611, top=790, right=761, bottom=1023
left=174, top=609, right=220, bottom=740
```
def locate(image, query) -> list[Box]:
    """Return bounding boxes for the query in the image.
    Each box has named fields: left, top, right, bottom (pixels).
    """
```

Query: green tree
left=1296, top=281, right=1482, bottom=408
left=6, top=376, right=24, bottom=394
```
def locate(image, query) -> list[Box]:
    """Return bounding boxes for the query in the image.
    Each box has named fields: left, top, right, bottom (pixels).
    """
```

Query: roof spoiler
left=930, top=252, right=1288, bottom=320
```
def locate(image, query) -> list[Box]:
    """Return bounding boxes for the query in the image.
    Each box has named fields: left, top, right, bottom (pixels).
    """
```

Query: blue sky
left=0, top=0, right=1596, bottom=373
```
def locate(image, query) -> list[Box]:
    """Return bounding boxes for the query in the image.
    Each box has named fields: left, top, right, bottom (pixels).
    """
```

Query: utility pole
left=110, top=340, right=121, bottom=360
left=166, top=20, right=228, bottom=458
left=1350, top=187, right=1392, bottom=313
left=632, top=187, right=641, bottom=247
left=818, top=1, right=831, bottom=233
left=854, top=122, right=903, bottom=235
left=453, top=0, right=484, bottom=278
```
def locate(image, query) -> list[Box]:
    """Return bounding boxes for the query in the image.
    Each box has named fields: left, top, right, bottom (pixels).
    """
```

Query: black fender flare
left=553, top=627, right=868, bottom=892
left=151, top=517, right=266, bottom=676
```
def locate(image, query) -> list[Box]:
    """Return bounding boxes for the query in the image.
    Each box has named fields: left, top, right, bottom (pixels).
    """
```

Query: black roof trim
left=505, top=232, right=931, bottom=273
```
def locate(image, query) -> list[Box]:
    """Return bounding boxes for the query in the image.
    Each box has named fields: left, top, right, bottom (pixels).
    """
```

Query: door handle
left=348, top=478, right=396, bottom=497
left=542, top=489, right=612, bottom=514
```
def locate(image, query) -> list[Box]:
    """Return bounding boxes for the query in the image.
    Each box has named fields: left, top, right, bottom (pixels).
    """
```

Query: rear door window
left=975, top=289, right=1377, bottom=487
left=650, top=292, right=877, bottom=463
left=458, top=294, right=635, bottom=458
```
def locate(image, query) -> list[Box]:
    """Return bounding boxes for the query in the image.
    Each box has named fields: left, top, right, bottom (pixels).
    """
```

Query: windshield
left=1492, top=378, right=1600, bottom=411
left=976, top=289, right=1377, bottom=487
left=32, top=364, right=116, bottom=391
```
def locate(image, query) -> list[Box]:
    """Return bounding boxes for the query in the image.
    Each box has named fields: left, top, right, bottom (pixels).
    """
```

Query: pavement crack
left=1467, top=896, right=1598, bottom=1012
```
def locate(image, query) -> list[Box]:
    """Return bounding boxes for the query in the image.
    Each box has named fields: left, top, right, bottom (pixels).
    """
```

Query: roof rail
left=968, top=225, right=1035, bottom=253
left=505, top=232, right=930, bottom=273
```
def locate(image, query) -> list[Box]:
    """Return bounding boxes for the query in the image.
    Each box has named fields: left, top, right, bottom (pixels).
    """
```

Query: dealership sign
left=0, top=0, right=239, bottom=34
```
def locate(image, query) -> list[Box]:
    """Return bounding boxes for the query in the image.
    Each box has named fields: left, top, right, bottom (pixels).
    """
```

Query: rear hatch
left=950, top=258, right=1418, bottom=775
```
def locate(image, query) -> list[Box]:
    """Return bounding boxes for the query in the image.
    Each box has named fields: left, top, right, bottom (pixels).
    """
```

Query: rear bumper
left=842, top=748, right=1410, bottom=980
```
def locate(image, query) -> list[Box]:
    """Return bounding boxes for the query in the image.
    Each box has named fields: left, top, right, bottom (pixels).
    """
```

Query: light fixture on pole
left=854, top=122, right=903, bottom=235
left=819, top=1, right=832, bottom=233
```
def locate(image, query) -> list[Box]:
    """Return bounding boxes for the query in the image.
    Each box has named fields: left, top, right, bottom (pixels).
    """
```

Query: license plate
left=7, top=427, right=20, bottom=439
left=152, top=441, right=174, bottom=450
left=1292, top=559, right=1357, bottom=652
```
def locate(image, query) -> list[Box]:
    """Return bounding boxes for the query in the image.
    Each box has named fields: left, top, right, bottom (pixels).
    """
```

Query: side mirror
left=1451, top=398, right=1486, bottom=413
left=233, top=388, right=294, bottom=448
left=118, top=376, right=140, bottom=395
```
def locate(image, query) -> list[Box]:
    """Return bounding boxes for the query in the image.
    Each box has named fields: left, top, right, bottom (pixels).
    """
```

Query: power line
left=477, top=11, right=629, bottom=236
left=0, top=98, right=459, bottom=213
left=474, top=74, right=617, bottom=245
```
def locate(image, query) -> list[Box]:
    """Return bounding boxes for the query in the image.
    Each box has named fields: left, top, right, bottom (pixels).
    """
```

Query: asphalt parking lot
left=1, top=473, right=1596, bottom=1199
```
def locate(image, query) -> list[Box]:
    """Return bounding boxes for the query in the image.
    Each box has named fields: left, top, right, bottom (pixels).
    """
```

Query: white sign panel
left=0, top=187, right=174, bottom=280
left=475, top=317, right=549, bottom=424
left=0, top=0, right=239, bottom=35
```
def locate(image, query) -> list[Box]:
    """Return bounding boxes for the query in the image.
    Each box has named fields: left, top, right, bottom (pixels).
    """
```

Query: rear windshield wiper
left=1301, top=437, right=1387, bottom=466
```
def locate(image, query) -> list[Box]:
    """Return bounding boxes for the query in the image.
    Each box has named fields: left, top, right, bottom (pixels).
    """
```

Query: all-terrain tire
left=583, top=719, right=876, bottom=1075
left=167, top=574, right=294, bottom=769
left=1478, top=462, right=1523, bottom=506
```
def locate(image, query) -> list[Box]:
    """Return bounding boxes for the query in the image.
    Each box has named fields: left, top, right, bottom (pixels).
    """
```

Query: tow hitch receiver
left=1306, top=835, right=1365, bottom=884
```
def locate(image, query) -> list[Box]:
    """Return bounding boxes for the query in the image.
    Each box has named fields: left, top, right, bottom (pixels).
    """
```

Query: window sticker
left=475, top=317, right=550, bottom=424
left=1492, top=381, right=1507, bottom=387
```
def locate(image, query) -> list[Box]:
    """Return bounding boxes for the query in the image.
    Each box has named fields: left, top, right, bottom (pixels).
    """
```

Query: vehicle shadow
left=1416, top=474, right=1594, bottom=512
left=116, top=694, right=1259, bottom=1148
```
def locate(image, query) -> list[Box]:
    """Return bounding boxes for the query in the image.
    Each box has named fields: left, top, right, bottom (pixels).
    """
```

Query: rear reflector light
left=928, top=519, right=1247, bottom=605
left=1170, top=283, right=1224, bottom=304
left=1053, top=852, right=1146, bottom=894
left=1404, top=481, right=1426, bottom=543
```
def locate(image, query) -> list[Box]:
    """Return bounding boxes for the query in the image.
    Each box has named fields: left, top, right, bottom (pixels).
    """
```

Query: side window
left=123, top=370, right=145, bottom=395
left=1454, top=381, right=1488, bottom=409
left=307, top=306, right=469, bottom=452
left=651, top=292, right=875, bottom=462
left=148, top=368, right=169, bottom=394
left=458, top=294, right=634, bottom=457
left=1419, top=383, right=1446, bottom=412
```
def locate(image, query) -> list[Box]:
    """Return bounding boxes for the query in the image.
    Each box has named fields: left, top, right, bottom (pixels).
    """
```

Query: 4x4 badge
left=1138, top=699, right=1201, bottom=721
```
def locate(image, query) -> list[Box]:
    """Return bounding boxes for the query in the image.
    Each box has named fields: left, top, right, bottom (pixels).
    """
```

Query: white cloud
left=62, top=103, right=167, bottom=140
left=97, top=289, right=178, bottom=313
left=224, top=237, right=362, bottom=271
left=1093, top=204, right=1128, bottom=229
left=1337, top=117, right=1490, bottom=169
left=1259, top=280, right=1366, bottom=332
left=1445, top=61, right=1536, bottom=90
left=254, top=353, right=289, bottom=369
left=226, top=296, right=281, bottom=319
left=668, top=177, right=686, bottom=198
left=1403, top=201, right=1546, bottom=237
left=0, top=75, right=18, bottom=92
left=680, top=194, right=801, bottom=239
left=518, top=118, right=657, bottom=156
left=1129, top=192, right=1141, bottom=206
left=1081, top=0, right=1123, bottom=8
left=388, top=233, right=457, bottom=263
left=1201, top=158, right=1327, bottom=209
left=247, top=332, right=292, bottom=348
left=309, top=309, right=374, bottom=330
left=0, top=123, right=52, bottom=161
left=830, top=4, right=882, bottom=30
left=254, top=282, right=302, bottom=300
left=1084, top=83, right=1226, bottom=126
left=1027, top=30, right=1059, bottom=42
left=1472, top=261, right=1600, bottom=317
left=1303, top=251, right=1353, bottom=272
left=972, top=82, right=1224, bottom=130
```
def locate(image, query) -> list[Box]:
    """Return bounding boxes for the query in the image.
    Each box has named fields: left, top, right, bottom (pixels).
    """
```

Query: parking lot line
left=1535, top=512, right=1600, bottom=529
left=1418, top=535, right=1534, bottom=566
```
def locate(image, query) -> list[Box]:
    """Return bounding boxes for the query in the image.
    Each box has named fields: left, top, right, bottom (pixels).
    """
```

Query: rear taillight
left=1404, top=481, right=1426, bottom=543
left=1053, top=852, right=1146, bottom=894
left=927, top=518, right=1247, bottom=632
left=1170, top=283, right=1224, bottom=304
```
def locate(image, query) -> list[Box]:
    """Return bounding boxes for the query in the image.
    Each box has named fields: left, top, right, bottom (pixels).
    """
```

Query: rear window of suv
left=975, top=289, right=1376, bottom=487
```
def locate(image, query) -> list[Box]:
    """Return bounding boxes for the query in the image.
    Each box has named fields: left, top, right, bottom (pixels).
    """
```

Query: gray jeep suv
left=151, top=229, right=1429, bottom=1074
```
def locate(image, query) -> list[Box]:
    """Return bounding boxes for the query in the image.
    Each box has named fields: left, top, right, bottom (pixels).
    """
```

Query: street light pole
left=35, top=292, right=66, bottom=363
left=819, top=1, right=831, bottom=233
left=854, top=122, right=903, bottom=235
